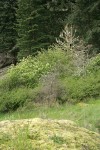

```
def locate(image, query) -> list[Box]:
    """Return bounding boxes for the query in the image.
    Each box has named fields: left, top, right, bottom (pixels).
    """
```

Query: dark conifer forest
left=0, top=0, right=100, bottom=59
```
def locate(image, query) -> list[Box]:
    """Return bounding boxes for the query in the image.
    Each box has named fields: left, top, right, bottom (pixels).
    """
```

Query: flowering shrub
left=4, top=56, right=51, bottom=89
left=2, top=46, right=73, bottom=90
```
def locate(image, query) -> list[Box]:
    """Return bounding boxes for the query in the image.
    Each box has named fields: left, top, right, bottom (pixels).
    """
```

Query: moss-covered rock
left=0, top=118, right=100, bottom=150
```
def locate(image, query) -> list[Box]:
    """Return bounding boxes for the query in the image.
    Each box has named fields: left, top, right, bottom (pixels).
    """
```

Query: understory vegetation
left=0, top=45, right=100, bottom=113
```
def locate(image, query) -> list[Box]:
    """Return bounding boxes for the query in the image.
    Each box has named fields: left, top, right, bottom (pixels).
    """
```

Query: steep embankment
left=0, top=118, right=100, bottom=150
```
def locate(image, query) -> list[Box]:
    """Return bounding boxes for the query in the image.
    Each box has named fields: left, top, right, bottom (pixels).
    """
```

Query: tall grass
left=0, top=99, right=100, bottom=133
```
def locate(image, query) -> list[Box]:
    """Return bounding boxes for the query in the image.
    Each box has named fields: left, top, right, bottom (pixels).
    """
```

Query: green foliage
left=2, top=56, right=51, bottom=89
left=38, top=46, right=74, bottom=76
left=68, top=0, right=100, bottom=53
left=0, top=0, right=17, bottom=53
left=58, top=54, right=100, bottom=102
left=61, top=72, right=100, bottom=102
left=86, top=54, right=100, bottom=73
left=0, top=88, right=34, bottom=112
left=0, top=46, right=100, bottom=112
left=17, top=0, right=66, bottom=58
left=1, top=46, right=73, bottom=90
left=0, top=46, right=72, bottom=111
left=0, top=0, right=99, bottom=59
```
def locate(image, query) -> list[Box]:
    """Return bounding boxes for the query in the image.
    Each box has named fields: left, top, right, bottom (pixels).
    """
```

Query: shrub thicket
left=0, top=46, right=73, bottom=111
left=61, top=72, right=100, bottom=102
left=0, top=88, right=34, bottom=112
left=0, top=46, right=100, bottom=112
left=0, top=46, right=73, bottom=90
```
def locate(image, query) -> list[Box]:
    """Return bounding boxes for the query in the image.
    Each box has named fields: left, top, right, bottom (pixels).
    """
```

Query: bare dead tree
left=56, top=24, right=92, bottom=75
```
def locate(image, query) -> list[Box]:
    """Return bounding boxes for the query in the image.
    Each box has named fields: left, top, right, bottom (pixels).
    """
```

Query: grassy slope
left=0, top=99, right=100, bottom=133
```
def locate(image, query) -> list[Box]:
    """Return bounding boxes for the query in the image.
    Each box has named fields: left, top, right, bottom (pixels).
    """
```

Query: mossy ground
left=0, top=118, right=100, bottom=150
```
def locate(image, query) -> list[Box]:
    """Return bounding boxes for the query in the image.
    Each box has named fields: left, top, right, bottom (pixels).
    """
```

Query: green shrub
left=57, top=54, right=100, bottom=103
left=86, top=54, right=100, bottom=74
left=61, top=70, right=100, bottom=102
left=38, top=45, right=74, bottom=77
left=0, top=46, right=74, bottom=90
left=0, top=88, right=34, bottom=112
left=1, top=56, right=51, bottom=89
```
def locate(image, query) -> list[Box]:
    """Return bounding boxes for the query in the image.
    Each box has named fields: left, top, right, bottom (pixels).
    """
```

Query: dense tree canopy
left=0, top=0, right=17, bottom=53
left=17, top=0, right=68, bottom=58
left=0, top=0, right=100, bottom=59
left=68, top=0, right=100, bottom=53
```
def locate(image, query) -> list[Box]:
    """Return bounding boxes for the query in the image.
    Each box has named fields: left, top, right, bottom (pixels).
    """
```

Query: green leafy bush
left=0, top=46, right=73, bottom=90
left=0, top=88, right=35, bottom=112
left=60, top=70, right=100, bottom=102
left=1, top=56, right=51, bottom=89
left=86, top=54, right=100, bottom=74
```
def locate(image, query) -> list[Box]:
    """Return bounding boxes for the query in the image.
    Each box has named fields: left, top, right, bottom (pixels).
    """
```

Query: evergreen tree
left=17, top=0, right=67, bottom=58
left=68, top=0, right=100, bottom=53
left=0, top=0, right=17, bottom=53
